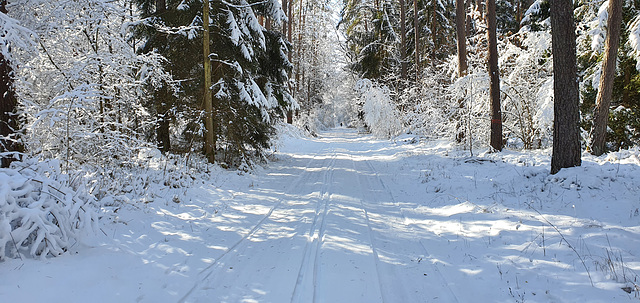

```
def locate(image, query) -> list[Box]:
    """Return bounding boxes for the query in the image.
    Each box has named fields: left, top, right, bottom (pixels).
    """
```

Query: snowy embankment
left=1, top=127, right=639, bottom=302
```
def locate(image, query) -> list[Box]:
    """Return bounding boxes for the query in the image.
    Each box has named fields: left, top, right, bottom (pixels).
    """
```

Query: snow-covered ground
left=2, top=128, right=639, bottom=302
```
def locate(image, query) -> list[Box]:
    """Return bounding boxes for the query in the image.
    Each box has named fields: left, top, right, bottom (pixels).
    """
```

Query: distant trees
left=1, top=0, right=295, bottom=171
left=4, top=0, right=640, bottom=171
left=134, top=0, right=295, bottom=165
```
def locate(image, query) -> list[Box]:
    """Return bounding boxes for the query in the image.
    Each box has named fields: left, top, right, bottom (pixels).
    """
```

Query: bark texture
left=456, top=0, right=467, bottom=77
left=591, top=0, right=623, bottom=156
left=550, top=0, right=581, bottom=174
left=486, top=0, right=502, bottom=151
left=203, top=0, right=215, bottom=162
left=400, top=0, right=407, bottom=79
left=0, top=1, right=23, bottom=168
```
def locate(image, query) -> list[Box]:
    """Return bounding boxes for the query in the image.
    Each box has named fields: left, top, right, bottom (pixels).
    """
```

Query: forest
left=2, top=1, right=640, bottom=301
left=1, top=0, right=640, bottom=283
left=2, top=0, right=640, bottom=172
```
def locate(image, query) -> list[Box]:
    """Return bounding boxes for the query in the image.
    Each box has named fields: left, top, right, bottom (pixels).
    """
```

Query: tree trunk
left=203, top=0, right=215, bottom=163
left=431, top=0, right=438, bottom=57
left=156, top=0, right=165, bottom=13
left=456, top=0, right=467, bottom=77
left=1, top=0, right=23, bottom=167
left=153, top=0, right=171, bottom=153
left=414, top=0, right=420, bottom=81
left=282, top=0, right=288, bottom=37
left=156, top=98, right=171, bottom=153
left=400, top=0, right=407, bottom=79
left=516, top=0, right=523, bottom=31
left=288, top=0, right=293, bottom=61
left=486, top=0, right=502, bottom=151
left=591, top=0, right=623, bottom=156
left=286, top=0, right=293, bottom=124
left=550, top=0, right=581, bottom=174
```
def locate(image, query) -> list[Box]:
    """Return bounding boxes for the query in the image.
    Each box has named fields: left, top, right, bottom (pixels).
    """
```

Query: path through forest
left=180, top=128, right=459, bottom=302
left=3, top=128, right=637, bottom=303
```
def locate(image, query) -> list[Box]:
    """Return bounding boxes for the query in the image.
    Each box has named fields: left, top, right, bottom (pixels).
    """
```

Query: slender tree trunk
left=591, top=0, right=623, bottom=156
left=414, top=0, right=419, bottom=81
left=203, top=0, right=215, bottom=163
left=516, top=0, right=522, bottom=31
left=286, top=0, right=293, bottom=123
left=288, top=0, right=293, bottom=61
left=295, top=0, right=304, bottom=97
left=155, top=87, right=171, bottom=153
left=400, top=0, right=407, bottom=79
left=550, top=0, right=581, bottom=174
left=431, top=0, right=438, bottom=57
left=282, top=0, right=288, bottom=37
left=456, top=0, right=467, bottom=77
left=154, top=0, right=172, bottom=153
left=486, top=0, right=502, bottom=151
left=0, top=1, right=23, bottom=167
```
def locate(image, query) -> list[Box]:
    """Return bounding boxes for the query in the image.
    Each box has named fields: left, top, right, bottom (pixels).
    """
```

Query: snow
left=628, top=14, right=640, bottom=71
left=2, top=128, right=639, bottom=302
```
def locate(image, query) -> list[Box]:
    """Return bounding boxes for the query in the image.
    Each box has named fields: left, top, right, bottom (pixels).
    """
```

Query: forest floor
left=2, top=127, right=640, bottom=302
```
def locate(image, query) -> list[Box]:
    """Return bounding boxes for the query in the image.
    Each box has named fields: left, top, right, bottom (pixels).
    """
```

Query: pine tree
left=591, top=0, right=623, bottom=156
left=550, top=0, right=581, bottom=174
left=456, top=0, right=467, bottom=77
left=0, top=0, right=23, bottom=167
left=487, top=0, right=502, bottom=151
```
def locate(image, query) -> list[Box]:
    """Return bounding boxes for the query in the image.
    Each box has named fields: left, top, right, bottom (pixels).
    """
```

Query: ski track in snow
left=3, top=127, right=639, bottom=303
left=183, top=129, right=442, bottom=302
left=180, top=149, right=334, bottom=303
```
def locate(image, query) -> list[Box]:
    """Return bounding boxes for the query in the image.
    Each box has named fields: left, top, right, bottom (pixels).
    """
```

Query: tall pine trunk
left=486, top=0, right=502, bottom=151
left=286, top=0, right=293, bottom=123
left=203, top=0, right=215, bottom=163
left=400, top=0, right=407, bottom=79
left=431, top=0, right=437, bottom=57
left=154, top=0, right=171, bottom=153
left=550, top=0, right=581, bottom=174
left=456, top=0, right=467, bottom=77
left=413, top=0, right=419, bottom=81
left=591, top=0, right=623, bottom=156
left=0, top=1, right=23, bottom=167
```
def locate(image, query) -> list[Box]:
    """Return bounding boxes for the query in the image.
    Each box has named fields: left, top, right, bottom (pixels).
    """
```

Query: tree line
left=338, top=0, right=640, bottom=174
left=2, top=0, right=640, bottom=175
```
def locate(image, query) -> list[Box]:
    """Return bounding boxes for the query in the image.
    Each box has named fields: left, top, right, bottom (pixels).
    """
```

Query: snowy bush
left=0, top=162, right=98, bottom=260
left=355, top=79, right=402, bottom=138
left=500, top=31, right=554, bottom=149
left=404, top=65, right=457, bottom=140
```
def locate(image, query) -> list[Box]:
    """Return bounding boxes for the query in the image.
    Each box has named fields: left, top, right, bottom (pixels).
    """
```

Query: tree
left=456, top=0, right=467, bottom=77
left=487, top=0, right=502, bottom=151
left=590, top=0, right=623, bottom=156
left=202, top=0, right=215, bottom=163
left=400, top=0, right=408, bottom=79
left=550, top=0, right=581, bottom=174
left=413, top=0, right=419, bottom=80
left=0, top=0, right=22, bottom=168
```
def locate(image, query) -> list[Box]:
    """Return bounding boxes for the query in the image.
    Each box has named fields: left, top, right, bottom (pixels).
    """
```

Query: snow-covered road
left=180, top=129, right=459, bottom=302
left=2, top=128, right=638, bottom=302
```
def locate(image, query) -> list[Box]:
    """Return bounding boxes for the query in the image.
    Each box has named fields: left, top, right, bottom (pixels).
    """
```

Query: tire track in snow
left=361, top=159, right=460, bottom=303
left=352, top=157, right=387, bottom=303
left=289, top=151, right=337, bottom=303
left=178, top=153, right=328, bottom=303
